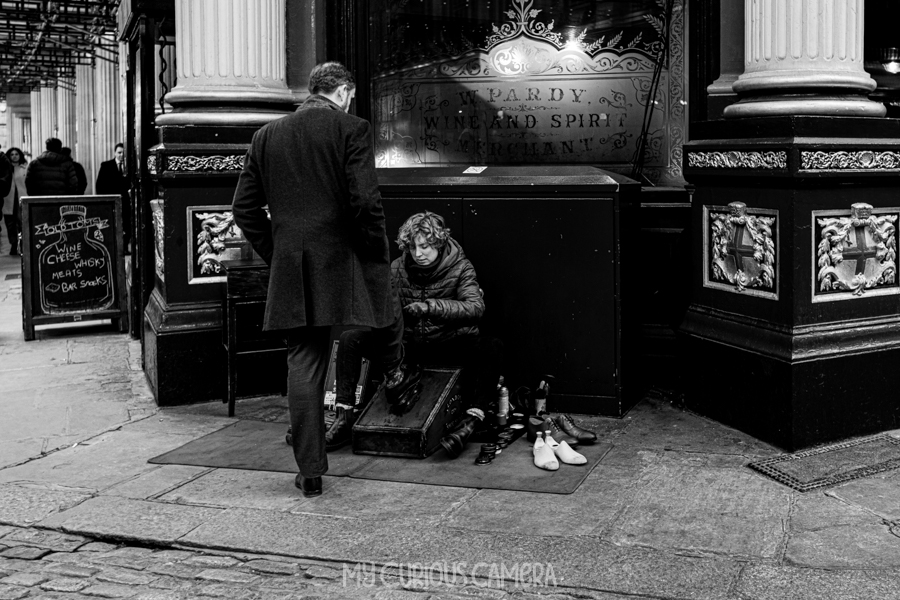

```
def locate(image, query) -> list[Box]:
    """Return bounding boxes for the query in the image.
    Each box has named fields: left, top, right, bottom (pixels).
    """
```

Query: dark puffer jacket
left=25, top=152, right=78, bottom=196
left=391, top=237, right=485, bottom=344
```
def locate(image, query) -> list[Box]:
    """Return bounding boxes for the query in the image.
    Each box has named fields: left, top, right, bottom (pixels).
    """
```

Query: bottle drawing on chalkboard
left=38, top=205, right=114, bottom=314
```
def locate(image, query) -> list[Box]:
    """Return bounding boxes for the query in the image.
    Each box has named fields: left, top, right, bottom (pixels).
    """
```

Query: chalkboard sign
left=21, top=195, right=127, bottom=341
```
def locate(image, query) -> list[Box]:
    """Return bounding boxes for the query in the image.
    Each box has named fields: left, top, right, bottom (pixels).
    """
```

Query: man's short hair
left=60, top=147, right=72, bottom=157
left=45, top=138, right=62, bottom=153
left=115, top=142, right=124, bottom=151
left=396, top=211, right=451, bottom=253
left=308, top=62, right=355, bottom=95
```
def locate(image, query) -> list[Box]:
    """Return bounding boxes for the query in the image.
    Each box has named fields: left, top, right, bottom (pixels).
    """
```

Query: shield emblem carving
left=710, top=202, right=776, bottom=293
left=817, top=203, right=897, bottom=296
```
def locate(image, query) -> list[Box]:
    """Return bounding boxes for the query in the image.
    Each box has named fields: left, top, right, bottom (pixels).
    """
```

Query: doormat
left=748, top=433, right=900, bottom=492
left=149, top=420, right=611, bottom=494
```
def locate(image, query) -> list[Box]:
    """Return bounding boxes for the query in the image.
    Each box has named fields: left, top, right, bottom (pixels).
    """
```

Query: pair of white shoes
left=533, top=432, right=586, bottom=471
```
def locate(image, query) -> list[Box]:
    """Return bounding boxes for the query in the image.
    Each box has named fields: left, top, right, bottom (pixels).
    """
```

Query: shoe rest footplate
left=352, top=367, right=464, bottom=458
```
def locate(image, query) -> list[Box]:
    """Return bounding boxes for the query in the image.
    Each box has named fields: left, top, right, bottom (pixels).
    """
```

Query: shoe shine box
left=352, top=367, right=463, bottom=458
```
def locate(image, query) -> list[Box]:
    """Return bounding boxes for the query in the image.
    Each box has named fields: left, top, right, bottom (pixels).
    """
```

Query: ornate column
left=156, top=0, right=294, bottom=125
left=146, top=0, right=300, bottom=406
left=94, top=53, right=121, bottom=162
left=28, top=89, right=41, bottom=158
left=56, top=78, right=77, bottom=150
left=39, top=84, right=57, bottom=145
left=725, top=0, right=884, bottom=117
left=76, top=64, right=96, bottom=194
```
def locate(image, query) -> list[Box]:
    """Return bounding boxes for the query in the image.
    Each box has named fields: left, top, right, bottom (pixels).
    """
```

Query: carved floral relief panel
left=186, top=207, right=252, bottom=285
left=369, top=0, right=686, bottom=185
left=704, top=202, right=778, bottom=300
left=813, top=203, right=899, bottom=302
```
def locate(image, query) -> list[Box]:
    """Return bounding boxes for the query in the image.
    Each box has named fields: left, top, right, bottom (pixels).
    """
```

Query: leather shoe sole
left=294, top=474, right=322, bottom=497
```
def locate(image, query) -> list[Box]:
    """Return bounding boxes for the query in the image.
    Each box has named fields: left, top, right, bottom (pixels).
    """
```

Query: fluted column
left=726, top=0, right=884, bottom=117
left=76, top=64, right=96, bottom=194
left=157, top=0, right=294, bottom=125
left=94, top=54, right=121, bottom=164
left=29, top=89, right=41, bottom=159
left=39, top=84, right=57, bottom=145
left=56, top=78, right=77, bottom=149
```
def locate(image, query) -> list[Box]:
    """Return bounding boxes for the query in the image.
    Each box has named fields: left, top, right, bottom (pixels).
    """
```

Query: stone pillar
left=56, top=78, right=77, bottom=150
left=156, top=0, right=294, bottom=125
left=39, top=84, right=57, bottom=145
left=95, top=55, right=121, bottom=162
left=29, top=89, right=41, bottom=159
left=725, top=0, right=884, bottom=117
left=76, top=64, right=96, bottom=195
left=146, top=0, right=299, bottom=406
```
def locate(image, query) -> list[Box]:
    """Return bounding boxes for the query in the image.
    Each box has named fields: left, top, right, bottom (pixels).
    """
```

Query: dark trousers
left=338, top=332, right=503, bottom=411
left=3, top=214, right=19, bottom=254
left=285, top=316, right=404, bottom=477
left=335, top=320, right=405, bottom=408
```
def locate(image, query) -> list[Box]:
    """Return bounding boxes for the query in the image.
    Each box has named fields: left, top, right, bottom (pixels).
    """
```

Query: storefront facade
left=120, top=0, right=900, bottom=450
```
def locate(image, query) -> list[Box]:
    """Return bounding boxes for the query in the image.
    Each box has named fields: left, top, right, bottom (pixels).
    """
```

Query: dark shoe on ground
left=440, top=408, right=485, bottom=458
left=325, top=408, right=355, bottom=451
left=527, top=415, right=578, bottom=446
left=9, top=249, right=17, bottom=256
left=555, top=414, right=597, bottom=444
left=384, top=363, right=421, bottom=404
left=294, top=474, right=322, bottom=497
left=285, top=427, right=292, bottom=446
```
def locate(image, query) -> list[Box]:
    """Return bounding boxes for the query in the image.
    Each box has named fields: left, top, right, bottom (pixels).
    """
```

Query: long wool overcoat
left=232, top=95, right=396, bottom=331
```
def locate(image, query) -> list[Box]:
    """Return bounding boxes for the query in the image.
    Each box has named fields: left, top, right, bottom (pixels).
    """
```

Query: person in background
left=60, top=147, right=87, bottom=195
left=2, top=147, right=27, bottom=256
left=24, top=138, right=78, bottom=196
left=96, top=143, right=130, bottom=249
left=0, top=145, right=11, bottom=201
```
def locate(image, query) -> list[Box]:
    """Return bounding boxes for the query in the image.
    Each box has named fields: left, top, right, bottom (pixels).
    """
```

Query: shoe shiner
left=333, top=211, right=503, bottom=454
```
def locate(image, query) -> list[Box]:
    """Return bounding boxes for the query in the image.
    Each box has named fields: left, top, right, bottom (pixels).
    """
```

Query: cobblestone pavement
left=0, top=525, right=619, bottom=600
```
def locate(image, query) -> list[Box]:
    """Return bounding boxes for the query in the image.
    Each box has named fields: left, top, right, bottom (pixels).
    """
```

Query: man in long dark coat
left=96, top=143, right=130, bottom=250
left=232, top=62, right=419, bottom=498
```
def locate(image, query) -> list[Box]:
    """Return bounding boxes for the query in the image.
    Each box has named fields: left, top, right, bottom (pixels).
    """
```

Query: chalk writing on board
left=35, top=205, right=114, bottom=314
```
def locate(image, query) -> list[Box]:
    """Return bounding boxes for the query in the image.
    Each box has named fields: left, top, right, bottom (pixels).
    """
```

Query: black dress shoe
left=294, top=474, right=322, bottom=497
left=384, top=364, right=422, bottom=404
left=555, top=414, right=598, bottom=444
left=285, top=427, right=292, bottom=446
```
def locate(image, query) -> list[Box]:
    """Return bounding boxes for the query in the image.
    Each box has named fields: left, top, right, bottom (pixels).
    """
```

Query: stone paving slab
left=101, top=466, right=212, bottom=501
left=0, top=431, right=204, bottom=492
left=0, top=485, right=92, bottom=527
left=736, top=564, right=900, bottom=600
left=605, top=462, right=791, bottom=559
left=828, top=469, right=900, bottom=521
left=442, top=463, right=638, bottom=538
left=287, top=477, right=476, bottom=523
left=180, top=507, right=742, bottom=600
left=784, top=521, right=900, bottom=569
left=38, top=497, right=223, bottom=544
left=157, top=469, right=307, bottom=512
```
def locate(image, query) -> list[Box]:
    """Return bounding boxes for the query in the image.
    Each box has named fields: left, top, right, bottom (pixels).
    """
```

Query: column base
left=724, top=96, right=886, bottom=118
left=156, top=107, right=294, bottom=127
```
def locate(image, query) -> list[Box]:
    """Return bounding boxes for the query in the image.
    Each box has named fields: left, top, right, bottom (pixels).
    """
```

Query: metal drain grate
left=4, top=273, right=20, bottom=280
left=749, top=433, right=900, bottom=492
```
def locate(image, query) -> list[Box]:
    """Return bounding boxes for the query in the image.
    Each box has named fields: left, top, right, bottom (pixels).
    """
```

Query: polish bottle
left=497, top=375, right=509, bottom=426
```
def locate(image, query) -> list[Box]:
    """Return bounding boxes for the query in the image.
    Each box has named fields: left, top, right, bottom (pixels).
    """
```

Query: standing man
left=232, top=62, right=419, bottom=498
left=96, top=143, right=130, bottom=250
left=25, top=138, right=78, bottom=196
left=60, top=148, right=87, bottom=194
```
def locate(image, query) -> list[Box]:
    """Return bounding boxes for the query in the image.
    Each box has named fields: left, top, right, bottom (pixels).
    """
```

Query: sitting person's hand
left=404, top=301, right=429, bottom=318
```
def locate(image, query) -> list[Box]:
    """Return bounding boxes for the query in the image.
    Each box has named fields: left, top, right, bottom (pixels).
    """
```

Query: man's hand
left=404, top=302, right=429, bottom=318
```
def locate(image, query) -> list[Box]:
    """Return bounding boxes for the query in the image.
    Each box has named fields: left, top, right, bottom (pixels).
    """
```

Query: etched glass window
left=369, top=0, right=686, bottom=184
